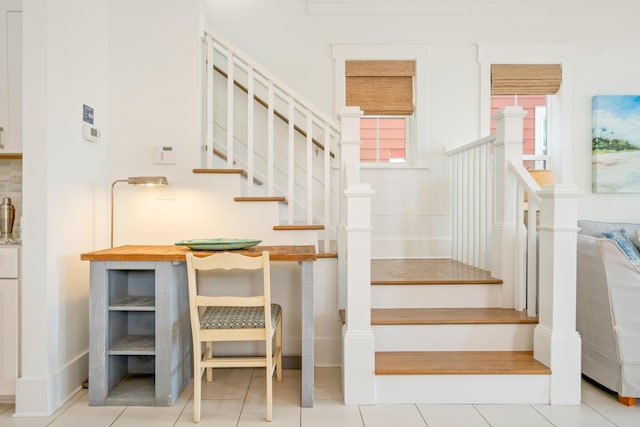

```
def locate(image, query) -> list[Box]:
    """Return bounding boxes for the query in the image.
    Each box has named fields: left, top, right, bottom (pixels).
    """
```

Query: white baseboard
left=14, top=351, right=88, bottom=417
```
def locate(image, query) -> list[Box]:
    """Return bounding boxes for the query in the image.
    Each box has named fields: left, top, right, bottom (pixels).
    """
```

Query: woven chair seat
left=200, top=304, right=282, bottom=330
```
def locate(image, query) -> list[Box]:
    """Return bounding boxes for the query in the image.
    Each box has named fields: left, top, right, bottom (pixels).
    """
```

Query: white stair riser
left=375, top=374, right=550, bottom=404
left=373, top=324, right=535, bottom=351
left=372, top=284, right=502, bottom=308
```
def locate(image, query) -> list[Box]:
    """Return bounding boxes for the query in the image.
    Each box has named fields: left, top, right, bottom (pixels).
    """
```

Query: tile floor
left=1, top=368, right=640, bottom=426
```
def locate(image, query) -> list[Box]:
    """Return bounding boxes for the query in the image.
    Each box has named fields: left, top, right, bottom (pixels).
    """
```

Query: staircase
left=201, top=30, right=582, bottom=406
left=191, top=169, right=325, bottom=239
left=369, top=259, right=550, bottom=404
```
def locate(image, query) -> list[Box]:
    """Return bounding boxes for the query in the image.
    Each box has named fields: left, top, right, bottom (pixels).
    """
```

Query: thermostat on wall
left=153, top=145, right=176, bottom=164
left=83, top=124, right=101, bottom=142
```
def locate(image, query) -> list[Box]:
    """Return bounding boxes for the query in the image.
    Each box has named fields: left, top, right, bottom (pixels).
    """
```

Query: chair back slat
left=195, top=294, right=264, bottom=307
left=189, top=251, right=266, bottom=271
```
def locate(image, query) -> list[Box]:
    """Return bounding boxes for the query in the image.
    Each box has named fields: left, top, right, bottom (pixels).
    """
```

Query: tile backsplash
left=0, top=158, right=22, bottom=238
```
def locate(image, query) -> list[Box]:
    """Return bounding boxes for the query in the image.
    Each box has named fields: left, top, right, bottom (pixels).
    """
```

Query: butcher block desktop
left=81, top=245, right=317, bottom=407
left=80, top=244, right=317, bottom=262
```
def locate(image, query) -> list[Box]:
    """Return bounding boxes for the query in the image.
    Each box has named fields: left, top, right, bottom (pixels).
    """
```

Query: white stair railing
left=447, top=105, right=581, bottom=403
left=202, top=32, right=341, bottom=251
left=447, top=135, right=494, bottom=270
left=446, top=106, right=538, bottom=312
left=509, top=160, right=542, bottom=315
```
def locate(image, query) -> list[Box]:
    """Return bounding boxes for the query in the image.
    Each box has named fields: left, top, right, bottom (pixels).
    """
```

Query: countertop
left=80, top=244, right=317, bottom=262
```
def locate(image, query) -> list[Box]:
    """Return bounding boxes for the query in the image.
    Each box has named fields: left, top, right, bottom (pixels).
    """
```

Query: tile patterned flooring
left=1, top=368, right=640, bottom=426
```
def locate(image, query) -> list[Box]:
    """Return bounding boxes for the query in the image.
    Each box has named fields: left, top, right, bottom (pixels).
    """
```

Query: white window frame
left=530, top=104, right=550, bottom=169
left=477, top=43, right=571, bottom=181
left=361, top=116, right=410, bottom=164
left=332, top=43, right=431, bottom=168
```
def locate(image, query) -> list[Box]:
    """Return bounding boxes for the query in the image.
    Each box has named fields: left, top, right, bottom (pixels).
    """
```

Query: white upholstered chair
left=185, top=251, right=283, bottom=422
left=577, top=220, right=640, bottom=405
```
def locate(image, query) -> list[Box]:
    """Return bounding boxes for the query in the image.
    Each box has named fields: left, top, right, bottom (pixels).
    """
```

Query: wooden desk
left=81, top=245, right=317, bottom=407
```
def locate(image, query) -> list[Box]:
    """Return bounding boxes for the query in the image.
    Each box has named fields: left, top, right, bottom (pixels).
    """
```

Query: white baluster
left=226, top=53, right=234, bottom=167
left=306, top=113, right=313, bottom=225
left=287, top=99, right=295, bottom=225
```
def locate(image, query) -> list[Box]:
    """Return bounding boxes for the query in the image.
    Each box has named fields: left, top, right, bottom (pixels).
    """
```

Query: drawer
left=0, top=247, right=19, bottom=278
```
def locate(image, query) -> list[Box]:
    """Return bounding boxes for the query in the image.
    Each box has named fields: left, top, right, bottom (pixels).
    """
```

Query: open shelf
left=109, top=335, right=155, bottom=355
left=109, top=295, right=155, bottom=311
left=105, top=373, right=155, bottom=406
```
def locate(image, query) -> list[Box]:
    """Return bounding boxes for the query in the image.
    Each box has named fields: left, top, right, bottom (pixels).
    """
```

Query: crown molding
left=307, top=0, right=634, bottom=16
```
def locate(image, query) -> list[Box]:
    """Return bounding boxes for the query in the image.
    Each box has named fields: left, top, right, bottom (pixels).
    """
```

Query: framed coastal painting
left=592, top=95, right=640, bottom=193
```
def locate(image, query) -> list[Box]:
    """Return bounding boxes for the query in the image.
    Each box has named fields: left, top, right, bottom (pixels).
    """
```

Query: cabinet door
left=0, top=0, right=22, bottom=154
left=0, top=278, right=18, bottom=395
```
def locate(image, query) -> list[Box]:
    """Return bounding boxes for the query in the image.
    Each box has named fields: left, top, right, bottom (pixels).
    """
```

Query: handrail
left=508, top=160, right=542, bottom=205
left=213, top=65, right=335, bottom=158
left=446, top=135, right=496, bottom=156
left=205, top=31, right=340, bottom=131
left=203, top=30, right=340, bottom=242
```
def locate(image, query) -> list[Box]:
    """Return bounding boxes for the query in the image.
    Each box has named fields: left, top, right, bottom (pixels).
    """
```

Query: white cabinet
left=0, top=0, right=22, bottom=154
left=0, top=246, right=19, bottom=396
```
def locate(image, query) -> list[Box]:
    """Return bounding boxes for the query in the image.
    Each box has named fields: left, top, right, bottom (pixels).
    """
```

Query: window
left=360, top=117, right=407, bottom=163
left=491, top=95, right=549, bottom=170
left=490, top=64, right=561, bottom=170
left=345, top=60, right=415, bottom=164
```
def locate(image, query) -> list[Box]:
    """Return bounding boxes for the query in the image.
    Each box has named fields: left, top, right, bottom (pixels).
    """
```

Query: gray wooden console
left=86, top=260, right=192, bottom=406
left=81, top=245, right=317, bottom=407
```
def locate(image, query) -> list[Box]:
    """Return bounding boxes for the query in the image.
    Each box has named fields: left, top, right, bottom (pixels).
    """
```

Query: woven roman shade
left=491, top=64, right=562, bottom=95
left=346, top=60, right=415, bottom=115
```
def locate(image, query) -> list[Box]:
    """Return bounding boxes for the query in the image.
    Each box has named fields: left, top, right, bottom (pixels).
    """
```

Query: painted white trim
left=371, top=237, right=451, bottom=259
left=342, top=328, right=375, bottom=405
left=332, top=43, right=432, bottom=167
left=14, top=376, right=50, bottom=416
left=535, top=104, right=546, bottom=166
left=14, top=351, right=88, bottom=417
left=375, top=374, right=550, bottom=404
left=372, top=284, right=502, bottom=309
left=373, top=323, right=536, bottom=351
left=308, top=0, right=596, bottom=16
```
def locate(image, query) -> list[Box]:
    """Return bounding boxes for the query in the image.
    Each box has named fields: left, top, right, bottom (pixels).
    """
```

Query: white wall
left=16, top=0, right=640, bottom=415
left=204, top=0, right=640, bottom=249
left=18, top=0, right=108, bottom=416
left=107, top=0, right=202, bottom=182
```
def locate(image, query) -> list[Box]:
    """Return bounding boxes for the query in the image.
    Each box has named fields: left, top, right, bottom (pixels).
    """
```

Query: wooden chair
left=185, top=251, right=283, bottom=422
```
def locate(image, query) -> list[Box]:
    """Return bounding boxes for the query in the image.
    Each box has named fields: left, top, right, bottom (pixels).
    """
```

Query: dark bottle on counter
left=0, top=197, right=15, bottom=240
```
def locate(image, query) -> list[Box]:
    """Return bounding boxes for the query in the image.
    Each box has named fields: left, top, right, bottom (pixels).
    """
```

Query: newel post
left=491, top=106, right=527, bottom=308
left=337, top=106, right=375, bottom=405
left=337, top=106, right=364, bottom=309
left=534, top=184, right=581, bottom=404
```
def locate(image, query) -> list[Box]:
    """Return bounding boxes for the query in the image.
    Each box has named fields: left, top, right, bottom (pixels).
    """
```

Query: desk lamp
left=110, top=176, right=168, bottom=247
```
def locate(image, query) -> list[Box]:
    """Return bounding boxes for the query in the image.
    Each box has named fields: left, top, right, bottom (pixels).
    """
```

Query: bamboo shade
left=491, top=64, right=562, bottom=95
left=346, top=60, right=415, bottom=115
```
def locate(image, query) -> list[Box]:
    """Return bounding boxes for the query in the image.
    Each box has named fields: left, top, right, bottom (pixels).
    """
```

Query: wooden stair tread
left=317, top=251, right=337, bottom=259
left=234, top=196, right=286, bottom=202
left=372, top=259, right=502, bottom=285
left=371, top=308, right=538, bottom=325
left=273, top=224, right=324, bottom=231
left=193, top=168, right=245, bottom=174
left=375, top=351, right=551, bottom=375
left=192, top=168, right=263, bottom=185
left=316, top=240, right=337, bottom=258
